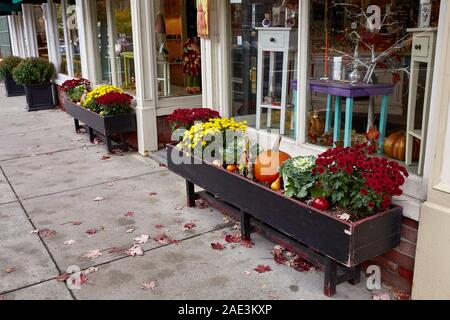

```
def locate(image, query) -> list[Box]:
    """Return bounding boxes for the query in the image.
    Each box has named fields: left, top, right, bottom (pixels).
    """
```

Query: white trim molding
left=21, top=4, right=39, bottom=57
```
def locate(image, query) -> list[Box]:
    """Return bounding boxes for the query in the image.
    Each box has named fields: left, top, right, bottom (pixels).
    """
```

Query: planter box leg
left=241, top=211, right=252, bottom=241
left=74, top=119, right=81, bottom=132
left=186, top=180, right=196, bottom=208
left=348, top=265, right=362, bottom=286
left=324, top=258, right=337, bottom=297
left=89, top=127, right=95, bottom=143
left=106, top=136, right=113, bottom=153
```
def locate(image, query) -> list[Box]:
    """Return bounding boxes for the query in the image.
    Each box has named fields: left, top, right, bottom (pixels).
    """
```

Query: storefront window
left=96, top=0, right=110, bottom=83
left=56, top=1, right=67, bottom=75
left=307, top=0, right=440, bottom=175
left=66, top=1, right=82, bottom=77
left=34, top=5, right=48, bottom=59
left=154, top=0, right=202, bottom=98
left=229, top=0, right=299, bottom=139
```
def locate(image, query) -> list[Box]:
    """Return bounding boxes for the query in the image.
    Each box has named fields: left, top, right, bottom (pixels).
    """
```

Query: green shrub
left=12, top=57, right=56, bottom=86
left=0, top=56, right=23, bottom=79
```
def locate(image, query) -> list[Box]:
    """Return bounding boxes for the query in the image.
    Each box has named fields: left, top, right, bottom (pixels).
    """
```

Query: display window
left=229, top=0, right=299, bottom=139
left=33, top=4, right=48, bottom=59
left=154, top=0, right=202, bottom=98
left=306, top=0, right=440, bottom=175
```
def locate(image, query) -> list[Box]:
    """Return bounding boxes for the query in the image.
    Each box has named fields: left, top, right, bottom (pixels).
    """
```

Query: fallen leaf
left=82, top=250, right=103, bottom=260
left=225, top=234, right=241, bottom=244
left=223, top=217, right=231, bottom=223
left=140, top=280, right=159, bottom=290
left=373, top=293, right=391, bottom=300
left=108, top=247, right=127, bottom=254
left=195, top=199, right=209, bottom=209
left=254, top=265, right=272, bottom=273
left=123, top=211, right=135, bottom=217
left=149, top=192, right=157, bottom=196
left=127, top=244, right=144, bottom=257
left=153, top=234, right=171, bottom=245
left=171, top=239, right=181, bottom=246
left=94, top=197, right=104, bottom=202
left=64, top=240, right=76, bottom=246
left=106, top=182, right=115, bottom=187
left=30, top=230, right=40, bottom=234
left=154, top=224, right=165, bottom=230
left=84, top=267, right=99, bottom=275
left=232, top=224, right=240, bottom=231
left=183, top=223, right=197, bottom=231
left=4, top=267, right=16, bottom=274
left=69, top=273, right=89, bottom=287
left=134, top=235, right=150, bottom=245
left=241, top=240, right=255, bottom=248
left=61, top=221, right=82, bottom=226
left=101, top=155, right=111, bottom=160
left=86, top=229, right=98, bottom=236
left=244, top=271, right=252, bottom=276
left=56, top=273, right=70, bottom=282
left=39, top=229, right=57, bottom=239
left=268, top=292, right=280, bottom=300
left=211, top=243, right=225, bottom=250
left=126, top=228, right=136, bottom=234
left=175, top=205, right=185, bottom=211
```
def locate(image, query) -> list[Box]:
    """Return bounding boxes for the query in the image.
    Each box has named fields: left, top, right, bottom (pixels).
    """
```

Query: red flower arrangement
left=61, top=78, right=91, bottom=93
left=96, top=92, right=133, bottom=116
left=167, top=108, right=220, bottom=131
left=313, top=143, right=409, bottom=216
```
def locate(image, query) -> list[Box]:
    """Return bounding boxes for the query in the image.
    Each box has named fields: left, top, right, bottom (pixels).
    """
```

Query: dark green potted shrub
left=0, top=56, right=25, bottom=97
left=12, top=57, right=56, bottom=111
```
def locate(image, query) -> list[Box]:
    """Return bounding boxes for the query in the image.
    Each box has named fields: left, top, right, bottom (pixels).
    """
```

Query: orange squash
left=254, top=137, right=291, bottom=185
left=308, top=111, right=325, bottom=136
left=384, top=132, right=420, bottom=162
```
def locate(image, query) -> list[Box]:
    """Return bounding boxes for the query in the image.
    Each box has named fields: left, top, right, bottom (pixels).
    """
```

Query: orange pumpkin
left=254, top=137, right=291, bottom=185
left=384, top=132, right=420, bottom=162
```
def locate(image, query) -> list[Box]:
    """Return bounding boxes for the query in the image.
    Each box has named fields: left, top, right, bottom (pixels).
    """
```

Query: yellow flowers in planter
left=82, top=85, right=123, bottom=108
left=181, top=118, right=248, bottom=152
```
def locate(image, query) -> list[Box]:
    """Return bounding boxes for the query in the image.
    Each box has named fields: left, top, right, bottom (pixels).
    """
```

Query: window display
left=229, top=0, right=299, bottom=139
left=33, top=5, right=48, bottom=59
left=154, top=0, right=201, bottom=98
left=306, top=0, right=440, bottom=175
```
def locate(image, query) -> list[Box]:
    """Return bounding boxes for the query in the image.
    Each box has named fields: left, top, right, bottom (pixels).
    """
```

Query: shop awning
left=12, top=1, right=48, bottom=4
left=0, top=1, right=22, bottom=16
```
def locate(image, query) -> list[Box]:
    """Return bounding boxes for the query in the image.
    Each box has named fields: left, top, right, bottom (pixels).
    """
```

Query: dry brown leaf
left=82, top=250, right=103, bottom=260
left=140, top=280, right=159, bottom=291
left=4, top=267, right=16, bottom=274
left=134, top=235, right=150, bottom=245
left=39, top=229, right=57, bottom=239
left=127, top=244, right=144, bottom=257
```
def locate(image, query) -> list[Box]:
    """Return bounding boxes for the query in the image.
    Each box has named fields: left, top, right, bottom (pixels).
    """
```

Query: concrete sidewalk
left=0, top=86, right=372, bottom=300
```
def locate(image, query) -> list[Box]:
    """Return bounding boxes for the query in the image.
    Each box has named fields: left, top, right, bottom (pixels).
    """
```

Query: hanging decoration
left=197, top=0, right=209, bottom=39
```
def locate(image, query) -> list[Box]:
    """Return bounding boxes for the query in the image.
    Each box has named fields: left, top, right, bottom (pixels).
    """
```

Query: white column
left=43, top=0, right=61, bottom=71
left=131, top=0, right=159, bottom=154
left=7, top=13, right=26, bottom=58
left=21, top=4, right=39, bottom=57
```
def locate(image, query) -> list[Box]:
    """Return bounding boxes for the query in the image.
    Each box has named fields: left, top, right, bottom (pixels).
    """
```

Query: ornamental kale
left=280, top=156, right=317, bottom=199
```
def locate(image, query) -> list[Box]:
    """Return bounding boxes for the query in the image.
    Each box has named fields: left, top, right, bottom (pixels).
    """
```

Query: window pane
left=307, top=0, right=440, bottom=175
left=66, top=2, right=82, bottom=77
left=34, top=5, right=48, bottom=59
left=113, top=0, right=135, bottom=93
left=96, top=0, right=110, bottom=83
left=229, top=0, right=299, bottom=139
left=56, top=2, right=68, bottom=75
left=154, top=0, right=202, bottom=98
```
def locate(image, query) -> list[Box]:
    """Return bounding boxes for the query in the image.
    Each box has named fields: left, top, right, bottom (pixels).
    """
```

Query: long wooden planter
left=166, top=144, right=403, bottom=297
left=65, top=99, right=136, bottom=152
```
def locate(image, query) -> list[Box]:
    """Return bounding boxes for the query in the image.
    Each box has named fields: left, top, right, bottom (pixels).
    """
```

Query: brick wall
left=367, top=217, right=418, bottom=297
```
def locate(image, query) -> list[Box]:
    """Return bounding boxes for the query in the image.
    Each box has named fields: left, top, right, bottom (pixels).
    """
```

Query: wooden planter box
left=65, top=99, right=137, bottom=153
left=166, top=144, right=403, bottom=297
left=25, top=83, right=56, bottom=111
left=3, top=75, right=25, bottom=97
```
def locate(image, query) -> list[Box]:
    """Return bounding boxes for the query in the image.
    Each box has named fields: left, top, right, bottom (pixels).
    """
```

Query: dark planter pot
left=166, top=144, right=403, bottom=296
left=3, top=75, right=25, bottom=97
left=65, top=99, right=137, bottom=152
left=25, top=83, right=56, bottom=111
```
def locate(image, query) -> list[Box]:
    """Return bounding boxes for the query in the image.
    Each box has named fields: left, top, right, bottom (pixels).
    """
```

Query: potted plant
left=0, top=56, right=25, bottom=97
left=61, top=78, right=91, bottom=104
left=12, top=57, right=56, bottom=111
left=64, top=84, right=136, bottom=152
left=167, top=108, right=220, bottom=132
left=166, top=121, right=407, bottom=296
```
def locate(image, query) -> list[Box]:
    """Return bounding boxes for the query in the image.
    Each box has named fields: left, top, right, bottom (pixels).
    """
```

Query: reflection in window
left=307, top=0, right=440, bottom=174
left=65, top=1, right=82, bottom=77
left=154, top=0, right=202, bottom=98
left=229, top=0, right=299, bottom=139
left=96, top=0, right=109, bottom=83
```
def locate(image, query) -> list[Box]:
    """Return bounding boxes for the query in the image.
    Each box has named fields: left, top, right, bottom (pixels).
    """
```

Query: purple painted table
left=310, top=80, right=394, bottom=149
